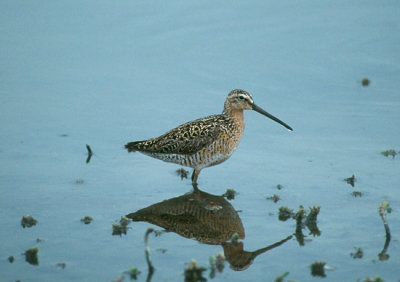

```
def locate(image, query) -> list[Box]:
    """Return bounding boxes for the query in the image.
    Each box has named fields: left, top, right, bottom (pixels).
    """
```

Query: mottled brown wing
left=125, top=115, right=223, bottom=155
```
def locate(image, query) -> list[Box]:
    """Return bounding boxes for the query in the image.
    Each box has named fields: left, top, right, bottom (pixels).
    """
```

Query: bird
left=125, top=89, right=292, bottom=184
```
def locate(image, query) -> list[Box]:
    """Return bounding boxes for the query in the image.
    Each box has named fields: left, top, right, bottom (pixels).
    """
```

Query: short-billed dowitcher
left=125, top=89, right=292, bottom=183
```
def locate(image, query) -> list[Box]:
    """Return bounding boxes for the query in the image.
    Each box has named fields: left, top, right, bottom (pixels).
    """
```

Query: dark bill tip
left=252, top=104, right=293, bottom=131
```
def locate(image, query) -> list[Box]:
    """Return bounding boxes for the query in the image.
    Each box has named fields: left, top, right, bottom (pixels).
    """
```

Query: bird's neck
left=223, top=105, right=245, bottom=128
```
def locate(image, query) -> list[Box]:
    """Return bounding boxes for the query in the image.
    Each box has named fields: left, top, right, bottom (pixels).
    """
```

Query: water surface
left=1, top=1, right=399, bottom=281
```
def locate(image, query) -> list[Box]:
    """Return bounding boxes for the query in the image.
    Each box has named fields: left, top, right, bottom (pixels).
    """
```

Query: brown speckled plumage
left=125, top=89, right=292, bottom=183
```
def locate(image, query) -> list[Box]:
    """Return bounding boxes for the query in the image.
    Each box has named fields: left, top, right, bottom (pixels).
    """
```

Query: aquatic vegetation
left=278, top=206, right=294, bottom=221
left=81, top=216, right=93, bottom=224
left=378, top=202, right=391, bottom=261
left=310, top=261, right=326, bottom=277
left=381, top=149, right=397, bottom=159
left=229, top=232, right=240, bottom=245
left=276, top=184, right=283, bottom=190
left=75, top=179, right=84, bottom=184
left=267, top=194, right=280, bottom=203
left=144, top=228, right=164, bottom=281
left=176, top=168, right=189, bottom=180
left=350, top=247, right=363, bottom=259
left=86, top=144, right=93, bottom=163
left=274, top=271, right=290, bottom=282
left=222, top=188, right=237, bottom=200
left=56, top=262, right=67, bottom=269
left=120, top=216, right=130, bottom=227
left=156, top=248, right=167, bottom=254
left=112, top=216, right=131, bottom=236
left=361, top=78, right=370, bottom=86
left=21, top=215, right=38, bottom=228
left=305, top=206, right=321, bottom=236
left=379, top=201, right=392, bottom=214
left=112, top=275, right=124, bottom=282
left=293, top=206, right=306, bottom=226
left=24, top=247, right=39, bottom=265
left=125, top=266, right=141, bottom=280
left=293, top=206, right=307, bottom=245
left=352, top=191, right=363, bottom=197
left=184, top=259, right=207, bottom=282
left=378, top=201, right=392, bottom=240
left=364, top=276, right=384, bottom=282
left=279, top=205, right=321, bottom=245
left=344, top=174, right=356, bottom=187
left=8, top=256, right=14, bottom=263
left=209, top=252, right=225, bottom=279
left=112, top=223, right=126, bottom=235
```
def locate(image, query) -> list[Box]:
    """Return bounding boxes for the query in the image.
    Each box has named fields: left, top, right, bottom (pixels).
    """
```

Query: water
left=1, top=1, right=399, bottom=281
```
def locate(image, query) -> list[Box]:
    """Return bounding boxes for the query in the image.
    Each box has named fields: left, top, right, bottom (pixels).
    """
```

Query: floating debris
left=209, top=252, right=225, bottom=279
left=352, top=191, right=363, bottom=197
left=24, top=247, right=39, bottom=265
left=36, top=238, right=42, bottom=243
left=364, top=276, right=384, bottom=282
left=125, top=266, right=141, bottom=280
left=60, top=134, right=69, bottom=137
left=75, top=179, right=84, bottom=184
left=176, top=168, right=189, bottom=180
left=21, top=215, right=38, bottom=228
left=80, top=216, right=93, bottom=225
left=112, top=216, right=131, bottom=236
left=274, top=271, right=290, bottom=282
left=278, top=206, right=294, bottom=221
left=344, top=174, right=356, bottom=187
left=8, top=256, right=14, bottom=263
left=381, top=149, right=397, bottom=159
left=276, top=184, right=283, bottom=190
left=361, top=78, right=370, bottom=87
left=310, top=261, right=326, bottom=277
left=184, top=259, right=207, bottom=282
left=222, top=188, right=237, bottom=200
left=86, top=144, right=93, bottom=163
left=56, top=262, right=67, bottom=269
left=267, top=194, right=280, bottom=203
left=350, top=247, right=364, bottom=259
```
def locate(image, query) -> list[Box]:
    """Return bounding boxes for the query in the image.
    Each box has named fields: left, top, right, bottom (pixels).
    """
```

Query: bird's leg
left=191, top=182, right=199, bottom=191
left=191, top=169, right=201, bottom=184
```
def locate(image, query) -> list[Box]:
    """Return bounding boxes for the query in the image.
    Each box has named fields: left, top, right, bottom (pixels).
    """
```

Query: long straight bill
left=252, top=104, right=293, bottom=131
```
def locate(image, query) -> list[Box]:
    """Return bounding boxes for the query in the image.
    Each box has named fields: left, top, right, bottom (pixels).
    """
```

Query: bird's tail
left=124, top=141, right=143, bottom=152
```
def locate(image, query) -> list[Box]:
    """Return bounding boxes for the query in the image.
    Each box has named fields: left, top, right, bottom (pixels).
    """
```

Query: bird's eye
left=238, top=95, right=245, bottom=100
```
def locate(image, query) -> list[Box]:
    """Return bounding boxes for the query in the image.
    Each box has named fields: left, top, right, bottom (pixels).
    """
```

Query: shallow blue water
left=1, top=1, right=400, bottom=281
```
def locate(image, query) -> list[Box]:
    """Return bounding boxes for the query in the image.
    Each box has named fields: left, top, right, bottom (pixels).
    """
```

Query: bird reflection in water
left=126, top=184, right=292, bottom=271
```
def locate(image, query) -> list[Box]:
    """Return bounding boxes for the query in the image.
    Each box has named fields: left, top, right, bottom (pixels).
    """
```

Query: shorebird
left=125, top=89, right=292, bottom=183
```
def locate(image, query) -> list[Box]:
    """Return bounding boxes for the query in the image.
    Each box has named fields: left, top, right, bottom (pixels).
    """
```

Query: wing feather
left=125, top=115, right=224, bottom=155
